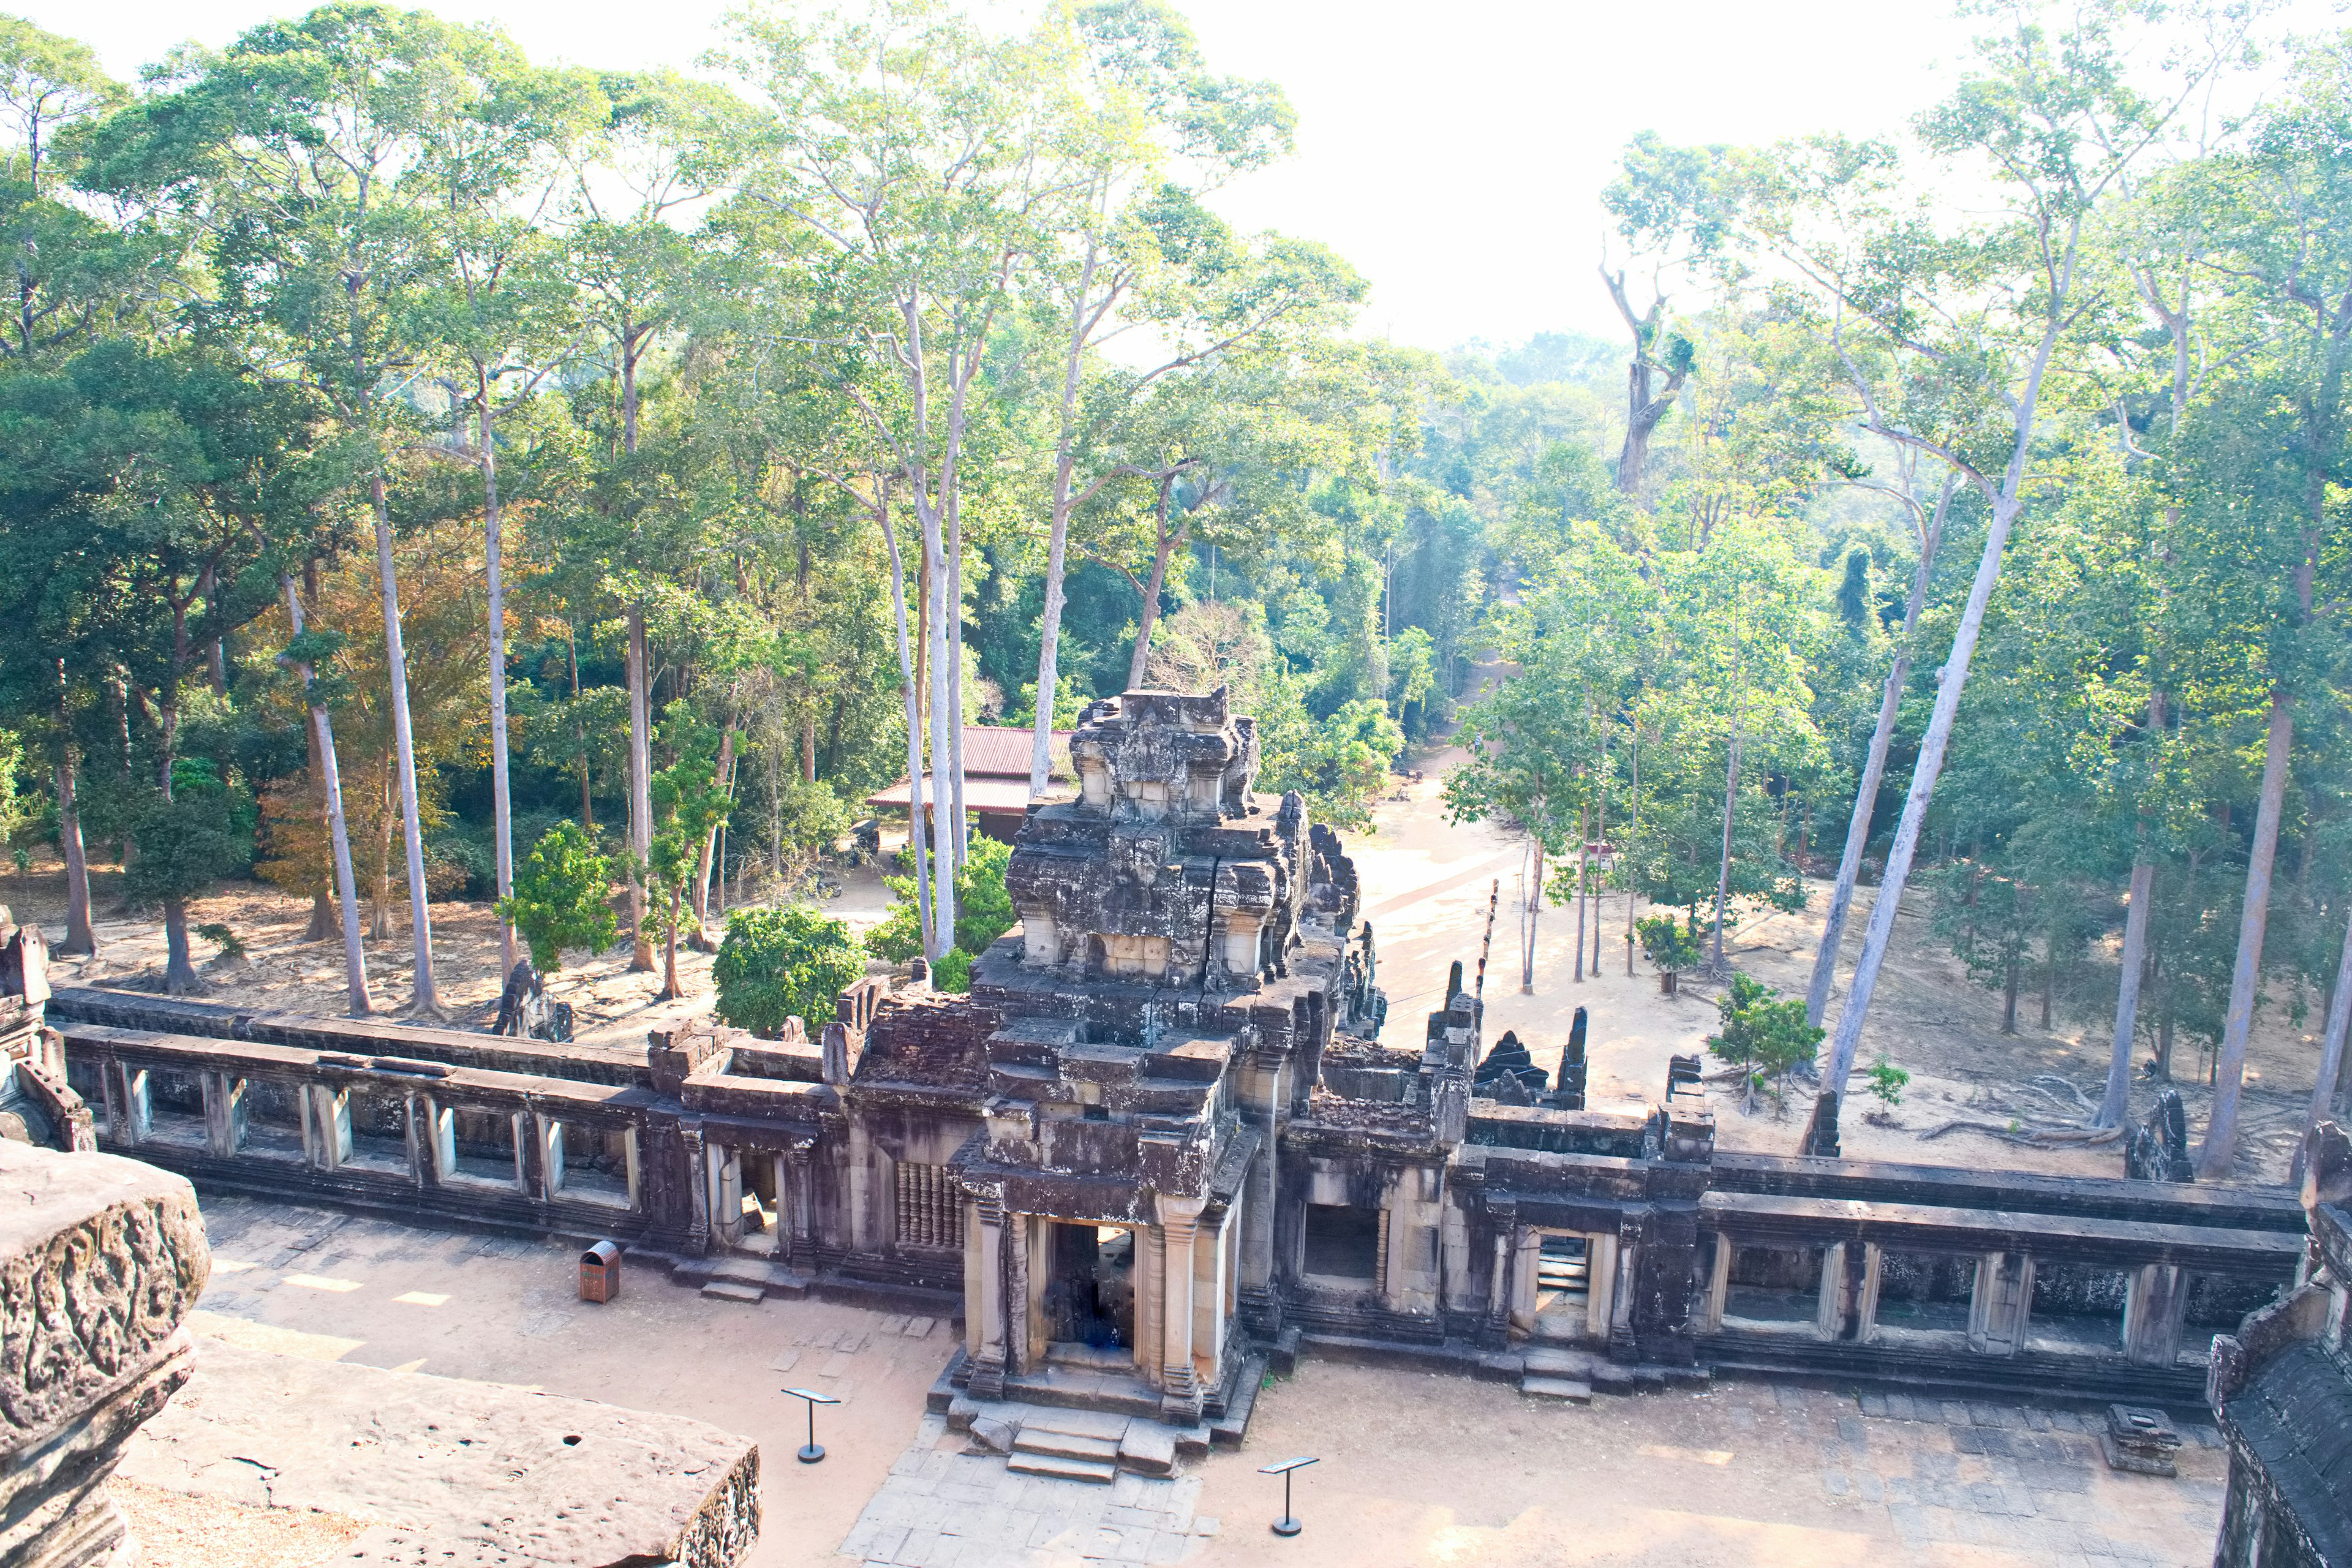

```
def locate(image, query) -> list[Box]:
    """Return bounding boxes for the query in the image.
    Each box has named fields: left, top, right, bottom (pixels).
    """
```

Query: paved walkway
left=840, top=1414, right=1215, bottom=1567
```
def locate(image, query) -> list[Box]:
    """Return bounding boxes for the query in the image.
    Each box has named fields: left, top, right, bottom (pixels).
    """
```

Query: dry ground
left=5, top=745, right=2318, bottom=1181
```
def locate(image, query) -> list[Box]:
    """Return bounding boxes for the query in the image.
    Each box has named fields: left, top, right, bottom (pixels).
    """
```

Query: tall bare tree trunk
left=568, top=624, right=592, bottom=832
left=1030, top=240, right=1101, bottom=798
left=689, top=725, right=734, bottom=952
left=627, top=606, right=655, bottom=972
left=1572, top=805, right=1589, bottom=985
left=878, top=500, right=937, bottom=959
left=479, top=382, right=516, bottom=978
left=2198, top=692, right=2295, bottom=1177
left=946, top=503, right=968, bottom=869
left=283, top=577, right=372, bottom=1016
left=1126, top=476, right=1183, bottom=690
left=371, top=474, right=440, bottom=1016
left=1626, top=728, right=1640, bottom=976
left=2297, top=906, right=2352, bottom=1185
left=2098, top=851, right=2157, bottom=1128
left=1807, top=475, right=1950, bottom=1029
left=52, top=753, right=92, bottom=957
left=1709, top=698, right=1746, bottom=974
left=923, top=499, right=958, bottom=957
left=1817, top=489, right=2028, bottom=1116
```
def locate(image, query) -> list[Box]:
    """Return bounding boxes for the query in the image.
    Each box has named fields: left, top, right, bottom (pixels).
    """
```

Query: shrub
left=872, top=836, right=1016, bottom=963
left=932, top=947, right=973, bottom=993
left=1706, top=973, right=1824, bottom=1115
left=497, top=822, right=616, bottom=971
left=194, top=921, right=244, bottom=959
left=1865, top=1055, right=1910, bottom=1115
left=1635, top=912, right=1705, bottom=986
left=714, top=903, right=867, bottom=1037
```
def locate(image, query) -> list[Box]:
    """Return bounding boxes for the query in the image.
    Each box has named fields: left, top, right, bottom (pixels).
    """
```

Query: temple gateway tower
left=952, top=688, right=1360, bottom=1423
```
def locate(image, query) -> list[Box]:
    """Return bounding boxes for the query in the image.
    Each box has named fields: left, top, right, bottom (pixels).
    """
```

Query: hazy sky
left=24, top=0, right=2339, bottom=351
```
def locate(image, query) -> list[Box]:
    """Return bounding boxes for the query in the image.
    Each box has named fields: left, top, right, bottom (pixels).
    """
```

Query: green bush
left=872, top=837, right=1016, bottom=963
left=1635, top=913, right=1705, bottom=974
left=1706, top=973, right=1824, bottom=1114
left=194, top=921, right=244, bottom=959
left=932, top=947, right=973, bottom=993
left=714, top=903, right=867, bottom=1037
left=497, top=821, right=617, bottom=971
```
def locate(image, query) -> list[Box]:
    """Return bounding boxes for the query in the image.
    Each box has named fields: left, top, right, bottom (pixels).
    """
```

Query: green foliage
left=1257, top=691, right=1404, bottom=831
left=1635, top=913, right=1705, bottom=975
left=1706, top=973, right=1824, bottom=1112
left=774, top=779, right=851, bottom=869
left=713, top=903, right=867, bottom=1037
left=98, top=760, right=255, bottom=908
left=193, top=921, right=243, bottom=959
left=497, top=821, right=617, bottom=971
left=932, top=947, right=973, bottom=993
left=872, top=837, right=1016, bottom=963
left=1864, top=1055, right=1909, bottom=1112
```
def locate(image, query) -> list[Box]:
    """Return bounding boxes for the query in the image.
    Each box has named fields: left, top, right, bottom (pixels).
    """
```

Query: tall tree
left=1736, top=1, right=2244, bottom=1121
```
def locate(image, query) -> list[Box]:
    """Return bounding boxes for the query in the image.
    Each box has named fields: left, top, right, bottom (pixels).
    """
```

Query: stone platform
left=119, top=1336, right=759, bottom=1566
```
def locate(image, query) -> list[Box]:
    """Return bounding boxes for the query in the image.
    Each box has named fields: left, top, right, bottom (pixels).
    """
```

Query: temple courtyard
left=128, top=1194, right=2233, bottom=1568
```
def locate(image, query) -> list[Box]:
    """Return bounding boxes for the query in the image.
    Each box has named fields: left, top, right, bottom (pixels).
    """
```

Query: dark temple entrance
left=1045, top=1222, right=1136, bottom=1354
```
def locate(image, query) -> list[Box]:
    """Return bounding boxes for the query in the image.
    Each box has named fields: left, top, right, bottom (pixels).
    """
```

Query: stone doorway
left=1524, top=1228, right=1614, bottom=1343
left=1043, top=1222, right=1136, bottom=1359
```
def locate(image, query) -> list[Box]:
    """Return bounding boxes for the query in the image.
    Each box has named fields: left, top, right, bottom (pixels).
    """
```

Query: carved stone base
left=0, top=1144, right=206, bottom=1568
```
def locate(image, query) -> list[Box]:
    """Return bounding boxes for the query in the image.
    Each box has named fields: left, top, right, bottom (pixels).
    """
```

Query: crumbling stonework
left=0, top=916, right=91, bottom=1155
left=0, top=1140, right=208, bottom=1568
left=2206, top=1121, right=2351, bottom=1567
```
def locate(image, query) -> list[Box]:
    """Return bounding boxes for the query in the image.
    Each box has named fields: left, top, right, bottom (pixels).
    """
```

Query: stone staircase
left=666, top=1254, right=810, bottom=1304
left=1006, top=1410, right=1129, bottom=1483
left=947, top=1397, right=1194, bottom=1485
left=1507, top=1344, right=1710, bottom=1402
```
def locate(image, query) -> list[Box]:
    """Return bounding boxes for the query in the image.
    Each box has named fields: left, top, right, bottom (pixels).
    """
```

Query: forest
left=3, top=0, right=2350, bottom=1180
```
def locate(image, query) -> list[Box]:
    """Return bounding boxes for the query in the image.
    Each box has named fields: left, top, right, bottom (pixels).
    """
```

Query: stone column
left=783, top=1144, right=816, bottom=1267
left=1968, top=1250, right=2034, bottom=1355
left=1158, top=1196, right=1204, bottom=1423
left=962, top=1183, right=1008, bottom=1401
left=1482, top=1207, right=1515, bottom=1348
left=2123, top=1263, right=2189, bottom=1366
left=1608, top=1214, right=1642, bottom=1360
left=1, top=1141, right=208, bottom=1568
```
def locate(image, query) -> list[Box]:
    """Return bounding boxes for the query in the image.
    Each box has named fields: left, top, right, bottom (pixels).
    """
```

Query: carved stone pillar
left=2123, top=1262, right=2189, bottom=1366
left=1482, top=1204, right=1516, bottom=1348
left=0, top=1141, right=208, bottom=1568
left=783, top=1144, right=816, bottom=1267
left=679, top=1123, right=711, bottom=1257
left=1969, top=1250, right=2034, bottom=1355
left=1158, top=1196, right=1205, bottom=1422
left=962, top=1182, right=1009, bottom=1401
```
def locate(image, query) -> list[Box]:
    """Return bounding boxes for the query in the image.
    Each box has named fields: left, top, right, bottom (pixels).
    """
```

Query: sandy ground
left=2, top=858, right=897, bottom=1048
left=145, top=1196, right=2226, bottom=1568
left=1348, top=750, right=2320, bottom=1183
left=6, top=745, right=2320, bottom=1182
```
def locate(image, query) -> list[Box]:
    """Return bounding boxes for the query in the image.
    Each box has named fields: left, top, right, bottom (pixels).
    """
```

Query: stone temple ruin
left=7, top=687, right=2346, bottom=1539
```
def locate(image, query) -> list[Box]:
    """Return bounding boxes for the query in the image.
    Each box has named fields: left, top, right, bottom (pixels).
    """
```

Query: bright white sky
left=28, top=0, right=2349, bottom=350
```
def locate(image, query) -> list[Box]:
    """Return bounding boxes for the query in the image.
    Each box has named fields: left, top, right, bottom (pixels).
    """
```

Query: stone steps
left=699, top=1280, right=764, bottom=1304
left=1006, top=1450, right=1118, bottom=1483
left=1520, top=1375, right=1593, bottom=1402
left=1013, top=1429, right=1122, bottom=1464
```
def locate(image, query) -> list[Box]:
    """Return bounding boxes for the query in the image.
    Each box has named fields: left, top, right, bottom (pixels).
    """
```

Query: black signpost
left=782, top=1387, right=842, bottom=1464
left=1257, top=1455, right=1319, bottom=1536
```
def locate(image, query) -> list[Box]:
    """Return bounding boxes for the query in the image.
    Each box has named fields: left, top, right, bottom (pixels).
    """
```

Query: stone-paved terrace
left=134, top=1196, right=2231, bottom=1567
